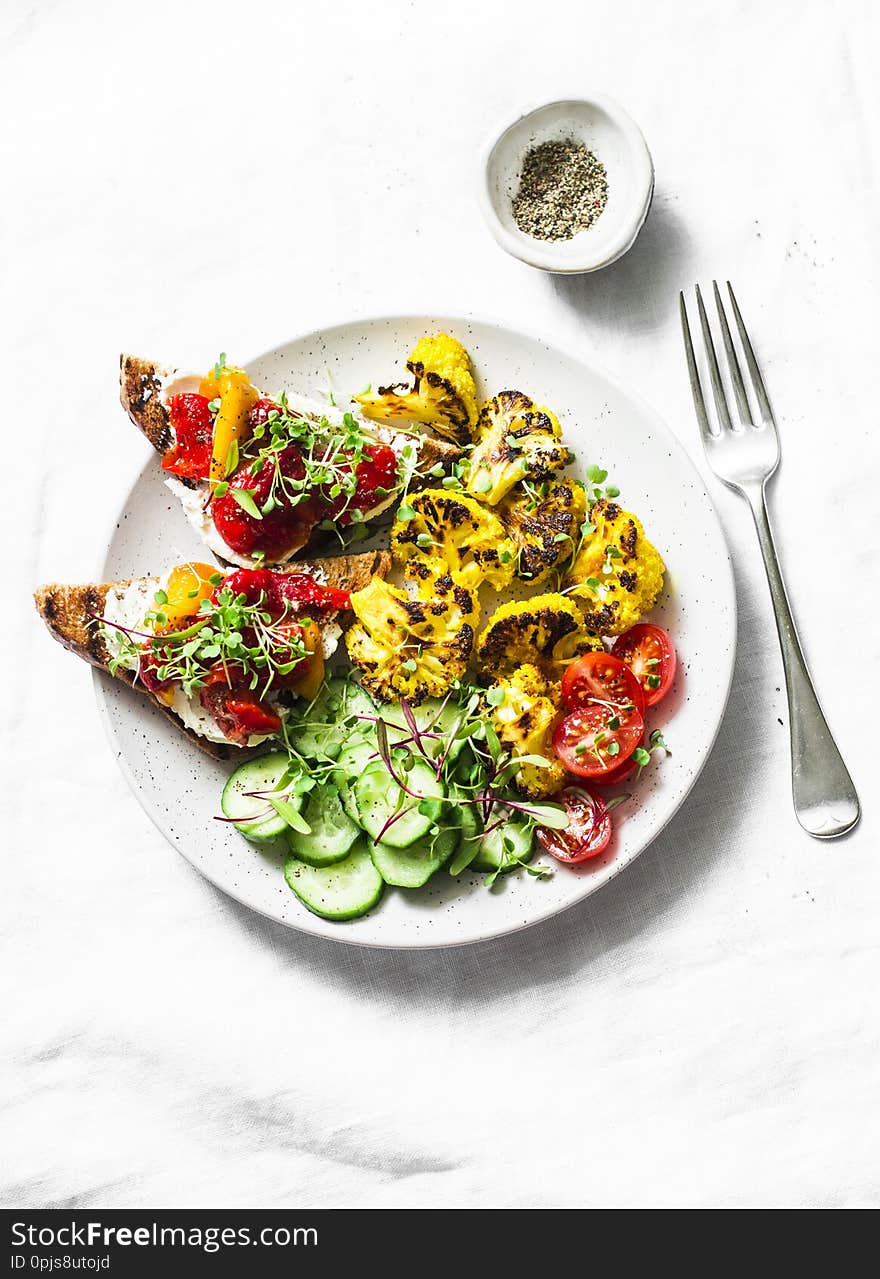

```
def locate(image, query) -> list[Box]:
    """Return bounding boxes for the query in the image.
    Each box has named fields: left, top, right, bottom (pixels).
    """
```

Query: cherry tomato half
left=612, top=624, right=677, bottom=708
left=536, top=786, right=612, bottom=863
left=561, top=650, right=646, bottom=716
left=552, top=701, right=644, bottom=779
left=589, top=735, right=643, bottom=787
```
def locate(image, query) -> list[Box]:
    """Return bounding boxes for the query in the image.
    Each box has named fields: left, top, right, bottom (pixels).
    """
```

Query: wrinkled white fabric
left=3, top=0, right=877, bottom=1209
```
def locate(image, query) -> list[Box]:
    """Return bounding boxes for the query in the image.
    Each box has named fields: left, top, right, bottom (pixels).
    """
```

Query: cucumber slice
left=354, top=759, right=446, bottom=849
left=288, top=785, right=360, bottom=867
left=333, top=735, right=381, bottom=821
left=370, top=818, right=459, bottom=889
left=284, top=839, right=383, bottom=920
left=339, top=678, right=378, bottom=721
left=430, top=699, right=468, bottom=762
left=458, top=801, right=480, bottom=845
left=375, top=698, right=467, bottom=762
left=447, top=798, right=482, bottom=875
left=221, top=752, right=298, bottom=842
left=471, top=819, right=535, bottom=874
left=288, top=678, right=377, bottom=759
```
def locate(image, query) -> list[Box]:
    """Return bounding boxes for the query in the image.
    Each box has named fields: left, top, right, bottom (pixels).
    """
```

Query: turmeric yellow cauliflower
left=488, top=664, right=567, bottom=799
left=564, top=499, right=665, bottom=635
left=353, top=334, right=478, bottom=444
left=476, top=593, right=602, bottom=682
left=391, top=489, right=516, bottom=594
left=498, top=475, right=587, bottom=585
left=464, top=391, right=569, bottom=506
left=345, top=575, right=479, bottom=705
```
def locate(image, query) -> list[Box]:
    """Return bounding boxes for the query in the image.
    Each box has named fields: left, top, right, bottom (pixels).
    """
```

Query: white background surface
left=3, top=0, right=878, bottom=1208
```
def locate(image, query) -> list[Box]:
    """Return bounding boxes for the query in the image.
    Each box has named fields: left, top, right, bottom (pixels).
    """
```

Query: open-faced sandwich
left=119, top=336, right=467, bottom=570
left=35, top=551, right=389, bottom=758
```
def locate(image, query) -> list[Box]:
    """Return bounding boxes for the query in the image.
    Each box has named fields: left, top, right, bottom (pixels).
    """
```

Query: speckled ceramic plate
left=94, top=315, right=736, bottom=948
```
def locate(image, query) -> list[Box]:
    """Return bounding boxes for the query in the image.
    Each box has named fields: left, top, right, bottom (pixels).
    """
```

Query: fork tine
left=679, top=292, right=714, bottom=443
left=713, top=280, right=750, bottom=424
left=695, top=284, right=733, bottom=431
left=727, top=282, right=775, bottom=424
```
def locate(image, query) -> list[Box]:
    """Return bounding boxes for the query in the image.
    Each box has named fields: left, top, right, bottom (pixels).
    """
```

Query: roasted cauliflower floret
left=489, top=664, right=567, bottom=799
left=353, top=334, right=477, bottom=444
left=345, top=576, right=478, bottom=705
left=499, top=475, right=587, bottom=585
left=564, top=499, right=665, bottom=635
left=476, top=593, right=602, bottom=682
left=464, top=391, right=569, bottom=506
left=391, top=489, right=517, bottom=594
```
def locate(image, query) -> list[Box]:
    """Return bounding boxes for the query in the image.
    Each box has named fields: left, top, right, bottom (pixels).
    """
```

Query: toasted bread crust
left=120, top=355, right=172, bottom=454
left=294, top=549, right=391, bottom=594
left=411, top=435, right=461, bottom=479
left=34, top=551, right=391, bottom=760
left=33, top=581, right=117, bottom=668
left=33, top=578, right=233, bottom=759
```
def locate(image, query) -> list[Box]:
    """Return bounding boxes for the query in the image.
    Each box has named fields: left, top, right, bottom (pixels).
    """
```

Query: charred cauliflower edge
left=499, top=474, right=587, bottom=585
left=391, top=488, right=517, bottom=595
left=564, top=499, right=665, bottom=635
left=345, top=575, right=479, bottom=706
left=354, top=334, right=478, bottom=444
left=488, top=664, right=568, bottom=799
left=464, top=390, right=569, bottom=506
left=476, top=593, right=603, bottom=682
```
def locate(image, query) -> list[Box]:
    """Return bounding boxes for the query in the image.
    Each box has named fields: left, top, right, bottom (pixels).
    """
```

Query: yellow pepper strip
left=289, top=627, right=325, bottom=702
left=150, top=561, right=218, bottom=702
left=199, top=366, right=259, bottom=490
left=159, top=562, right=217, bottom=627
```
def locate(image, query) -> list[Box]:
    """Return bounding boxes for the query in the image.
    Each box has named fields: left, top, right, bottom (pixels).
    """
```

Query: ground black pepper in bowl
left=511, top=138, right=609, bottom=241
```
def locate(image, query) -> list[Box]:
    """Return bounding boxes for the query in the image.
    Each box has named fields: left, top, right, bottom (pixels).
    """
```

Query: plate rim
left=94, top=310, right=737, bottom=949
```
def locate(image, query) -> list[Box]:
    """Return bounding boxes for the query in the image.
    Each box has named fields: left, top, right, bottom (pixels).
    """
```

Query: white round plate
left=95, top=315, right=735, bottom=949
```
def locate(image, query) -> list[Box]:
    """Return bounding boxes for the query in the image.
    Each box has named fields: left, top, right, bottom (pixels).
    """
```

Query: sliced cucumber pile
left=221, top=674, right=546, bottom=921
left=221, top=752, right=298, bottom=842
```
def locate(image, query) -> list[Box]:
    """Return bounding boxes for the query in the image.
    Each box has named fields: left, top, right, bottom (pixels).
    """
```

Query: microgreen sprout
left=101, top=585, right=310, bottom=701
left=633, top=729, right=671, bottom=773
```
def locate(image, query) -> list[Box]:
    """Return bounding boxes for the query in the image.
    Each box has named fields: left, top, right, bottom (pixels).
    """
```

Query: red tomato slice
left=561, top=651, right=645, bottom=717
left=612, top=624, right=677, bottom=708
left=536, top=786, right=612, bottom=863
left=590, top=736, right=642, bottom=787
left=552, top=702, right=644, bottom=778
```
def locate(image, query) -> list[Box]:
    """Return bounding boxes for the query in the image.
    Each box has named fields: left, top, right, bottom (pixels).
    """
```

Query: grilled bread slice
left=34, top=550, right=391, bottom=760
left=120, top=355, right=176, bottom=456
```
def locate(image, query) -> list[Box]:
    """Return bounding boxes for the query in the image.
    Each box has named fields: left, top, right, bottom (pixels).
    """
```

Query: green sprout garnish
left=105, top=587, right=309, bottom=701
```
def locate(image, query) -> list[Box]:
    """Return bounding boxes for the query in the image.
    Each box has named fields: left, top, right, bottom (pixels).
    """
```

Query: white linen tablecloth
left=3, top=0, right=878, bottom=1208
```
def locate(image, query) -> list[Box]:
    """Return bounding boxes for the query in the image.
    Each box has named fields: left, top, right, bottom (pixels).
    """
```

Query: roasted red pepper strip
left=161, top=394, right=214, bottom=480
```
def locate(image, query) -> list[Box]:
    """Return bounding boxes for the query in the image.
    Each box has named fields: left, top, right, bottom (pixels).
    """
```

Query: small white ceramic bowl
left=480, top=95, right=654, bottom=274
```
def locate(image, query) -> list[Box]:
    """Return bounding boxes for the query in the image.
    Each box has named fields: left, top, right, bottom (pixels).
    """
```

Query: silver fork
left=680, top=282, right=859, bottom=839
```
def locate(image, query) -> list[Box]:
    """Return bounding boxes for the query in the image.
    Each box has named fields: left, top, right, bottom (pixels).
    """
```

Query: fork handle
left=744, top=483, right=860, bottom=838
